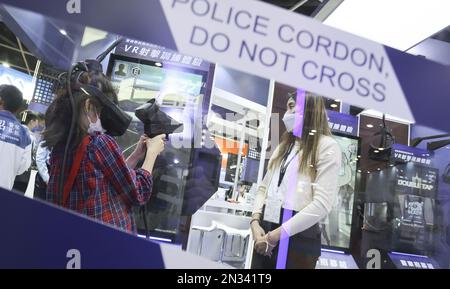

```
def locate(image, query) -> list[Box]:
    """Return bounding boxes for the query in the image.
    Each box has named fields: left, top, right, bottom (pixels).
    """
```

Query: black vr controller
left=135, top=98, right=183, bottom=139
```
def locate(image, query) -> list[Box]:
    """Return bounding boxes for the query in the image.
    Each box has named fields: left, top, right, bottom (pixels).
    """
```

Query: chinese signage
left=388, top=253, right=439, bottom=269
left=0, top=112, right=29, bottom=148
left=327, top=110, right=358, bottom=136
left=115, top=39, right=210, bottom=71
left=315, top=250, right=359, bottom=269
left=391, top=144, right=433, bottom=166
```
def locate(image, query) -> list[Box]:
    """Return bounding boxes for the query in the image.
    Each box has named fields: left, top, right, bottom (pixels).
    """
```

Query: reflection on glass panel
left=106, top=54, right=215, bottom=239
left=361, top=125, right=450, bottom=268
left=322, top=134, right=359, bottom=249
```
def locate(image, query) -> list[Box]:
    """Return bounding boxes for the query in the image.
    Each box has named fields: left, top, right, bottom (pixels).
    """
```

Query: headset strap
left=62, top=135, right=90, bottom=207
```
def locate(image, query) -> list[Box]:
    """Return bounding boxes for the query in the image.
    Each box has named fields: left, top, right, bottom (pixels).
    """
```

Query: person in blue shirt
left=0, top=85, right=32, bottom=191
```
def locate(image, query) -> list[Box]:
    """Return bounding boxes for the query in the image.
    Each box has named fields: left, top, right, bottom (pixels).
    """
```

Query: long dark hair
left=42, top=71, right=118, bottom=150
left=269, top=92, right=331, bottom=179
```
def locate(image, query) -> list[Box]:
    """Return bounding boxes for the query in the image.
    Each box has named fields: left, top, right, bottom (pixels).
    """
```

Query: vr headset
left=79, top=83, right=131, bottom=136
left=135, top=98, right=183, bottom=138
left=58, top=40, right=132, bottom=137
left=369, top=114, right=395, bottom=162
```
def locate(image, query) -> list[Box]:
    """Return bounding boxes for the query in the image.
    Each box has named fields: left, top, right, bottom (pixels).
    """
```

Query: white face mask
left=87, top=113, right=105, bottom=135
left=282, top=112, right=296, bottom=132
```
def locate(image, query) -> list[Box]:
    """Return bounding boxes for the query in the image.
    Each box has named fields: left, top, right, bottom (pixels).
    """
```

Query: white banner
left=161, top=0, right=414, bottom=122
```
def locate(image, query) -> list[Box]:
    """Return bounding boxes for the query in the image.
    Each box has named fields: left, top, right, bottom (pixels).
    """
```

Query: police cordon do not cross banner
left=1, top=0, right=449, bottom=133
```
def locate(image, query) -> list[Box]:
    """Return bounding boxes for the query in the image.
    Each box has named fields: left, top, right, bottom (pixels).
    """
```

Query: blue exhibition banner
left=391, top=143, right=433, bottom=166
left=315, top=250, right=359, bottom=269
left=388, top=252, right=440, bottom=269
left=0, top=188, right=165, bottom=269
left=0, top=187, right=227, bottom=269
left=327, top=110, right=358, bottom=137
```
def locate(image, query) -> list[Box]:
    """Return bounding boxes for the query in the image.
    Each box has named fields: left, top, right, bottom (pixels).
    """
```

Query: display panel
left=392, top=164, right=438, bottom=255
left=363, top=162, right=441, bottom=261
left=110, top=58, right=204, bottom=105
left=107, top=54, right=213, bottom=239
left=321, top=134, right=360, bottom=250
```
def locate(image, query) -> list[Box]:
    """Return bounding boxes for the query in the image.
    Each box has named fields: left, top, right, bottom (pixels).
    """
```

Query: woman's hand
left=130, top=135, right=148, bottom=160
left=251, top=221, right=265, bottom=241
left=252, top=221, right=267, bottom=255
left=140, top=134, right=166, bottom=174
left=255, top=233, right=278, bottom=257
left=254, top=240, right=268, bottom=256
left=265, top=232, right=278, bottom=256
left=126, top=135, right=149, bottom=169
left=146, top=134, right=166, bottom=156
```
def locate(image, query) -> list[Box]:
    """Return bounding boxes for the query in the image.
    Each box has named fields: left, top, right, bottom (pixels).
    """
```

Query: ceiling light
left=377, top=168, right=381, bottom=171
left=366, top=124, right=374, bottom=128
left=357, top=169, right=362, bottom=173
left=173, top=159, right=180, bottom=164
left=311, top=129, right=317, bottom=133
left=334, top=99, right=341, bottom=102
left=59, top=29, right=68, bottom=36
left=324, top=0, right=450, bottom=51
left=155, top=62, right=162, bottom=67
left=378, top=148, right=384, bottom=151
left=330, top=104, right=338, bottom=108
left=374, top=150, right=379, bottom=153
left=309, top=132, right=315, bottom=136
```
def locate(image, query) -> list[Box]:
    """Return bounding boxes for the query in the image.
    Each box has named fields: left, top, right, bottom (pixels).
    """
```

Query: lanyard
left=278, top=142, right=298, bottom=187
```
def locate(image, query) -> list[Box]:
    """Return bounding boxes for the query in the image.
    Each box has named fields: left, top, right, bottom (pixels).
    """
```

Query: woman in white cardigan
left=250, top=92, right=341, bottom=269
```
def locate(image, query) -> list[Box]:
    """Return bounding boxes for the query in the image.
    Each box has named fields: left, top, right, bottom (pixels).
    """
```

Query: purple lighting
left=293, top=89, right=306, bottom=138
left=275, top=89, right=306, bottom=269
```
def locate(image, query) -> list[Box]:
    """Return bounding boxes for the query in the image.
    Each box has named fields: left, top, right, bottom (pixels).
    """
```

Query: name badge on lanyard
left=264, top=143, right=298, bottom=224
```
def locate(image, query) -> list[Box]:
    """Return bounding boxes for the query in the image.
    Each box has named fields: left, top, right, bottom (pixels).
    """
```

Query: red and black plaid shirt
left=47, top=133, right=153, bottom=233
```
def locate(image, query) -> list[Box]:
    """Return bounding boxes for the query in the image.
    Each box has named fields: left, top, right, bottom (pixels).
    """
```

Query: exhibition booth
left=0, top=0, right=449, bottom=269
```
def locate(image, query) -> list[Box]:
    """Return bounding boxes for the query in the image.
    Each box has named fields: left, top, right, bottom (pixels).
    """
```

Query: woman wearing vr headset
left=43, top=70, right=165, bottom=233
left=250, top=92, right=341, bottom=269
